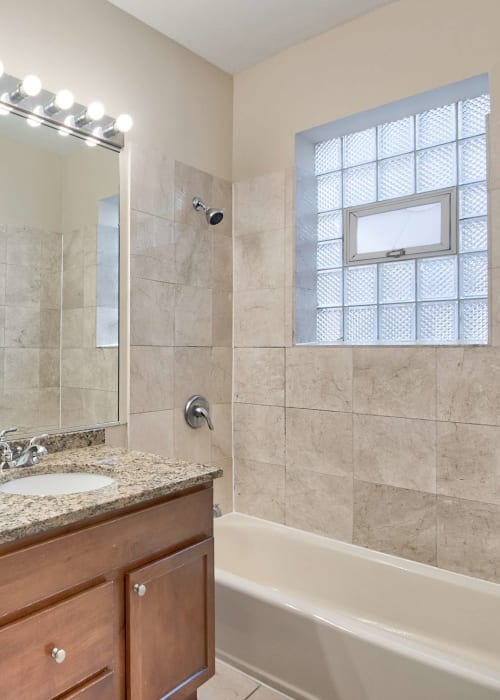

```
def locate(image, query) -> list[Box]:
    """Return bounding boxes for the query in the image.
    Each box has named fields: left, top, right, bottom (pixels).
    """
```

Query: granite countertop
left=0, top=446, right=222, bottom=545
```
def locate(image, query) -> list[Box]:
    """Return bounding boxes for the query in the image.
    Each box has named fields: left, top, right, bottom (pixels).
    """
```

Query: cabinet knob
left=133, top=583, right=147, bottom=597
left=51, top=647, right=66, bottom=664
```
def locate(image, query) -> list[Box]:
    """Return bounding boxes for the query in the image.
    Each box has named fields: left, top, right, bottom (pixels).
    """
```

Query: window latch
left=386, top=248, right=406, bottom=258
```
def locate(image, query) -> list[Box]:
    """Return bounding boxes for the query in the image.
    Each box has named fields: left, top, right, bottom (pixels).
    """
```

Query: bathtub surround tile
left=130, top=346, right=174, bottom=414
left=234, top=171, right=285, bottom=237
left=174, top=161, right=213, bottom=233
left=285, top=470, right=353, bottom=541
left=212, top=176, right=233, bottom=239
left=353, top=414, right=436, bottom=492
left=213, top=461, right=233, bottom=515
left=234, top=228, right=285, bottom=291
left=234, top=403, right=285, bottom=465
left=235, top=459, right=285, bottom=523
left=437, top=496, right=500, bottom=583
left=128, top=410, right=174, bottom=456
left=234, top=288, right=285, bottom=347
left=286, top=408, right=352, bottom=477
left=174, top=285, right=212, bottom=347
left=130, top=211, right=175, bottom=283
left=353, top=481, right=437, bottom=565
left=198, top=660, right=260, bottom=700
left=437, top=347, right=500, bottom=425
left=173, top=347, right=212, bottom=408
left=437, top=422, right=500, bottom=504
left=130, top=146, right=175, bottom=220
left=211, top=404, right=232, bottom=465
left=212, top=289, right=233, bottom=347
left=286, top=346, right=352, bottom=412
left=213, top=233, right=233, bottom=290
left=174, top=223, right=213, bottom=288
left=234, top=348, right=285, bottom=406
left=173, top=407, right=212, bottom=464
left=211, top=347, right=233, bottom=404
left=130, top=277, right=175, bottom=347
left=353, top=347, right=436, bottom=420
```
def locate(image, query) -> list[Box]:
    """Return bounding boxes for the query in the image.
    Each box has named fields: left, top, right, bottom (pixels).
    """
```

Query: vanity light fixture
left=26, top=106, right=43, bottom=127
left=102, top=113, right=134, bottom=137
left=44, top=89, right=74, bottom=115
left=9, top=74, right=42, bottom=102
left=74, top=100, right=105, bottom=127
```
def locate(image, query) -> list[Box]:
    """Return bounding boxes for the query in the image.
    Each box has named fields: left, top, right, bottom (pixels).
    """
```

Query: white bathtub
left=214, top=513, right=500, bottom=700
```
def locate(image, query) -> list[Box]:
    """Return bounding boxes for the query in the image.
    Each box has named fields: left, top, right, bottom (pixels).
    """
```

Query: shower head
left=192, top=197, right=224, bottom=226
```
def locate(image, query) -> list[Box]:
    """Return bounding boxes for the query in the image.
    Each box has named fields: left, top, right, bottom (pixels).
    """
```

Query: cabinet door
left=126, top=539, right=214, bottom=700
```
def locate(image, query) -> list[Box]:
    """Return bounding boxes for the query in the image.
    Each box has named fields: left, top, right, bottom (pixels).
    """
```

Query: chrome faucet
left=0, top=428, right=48, bottom=470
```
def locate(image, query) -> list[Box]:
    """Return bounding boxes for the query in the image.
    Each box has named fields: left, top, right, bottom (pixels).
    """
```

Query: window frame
left=344, top=187, right=457, bottom=266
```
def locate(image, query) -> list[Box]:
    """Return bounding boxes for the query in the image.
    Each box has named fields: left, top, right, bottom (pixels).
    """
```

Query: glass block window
left=314, top=93, right=490, bottom=345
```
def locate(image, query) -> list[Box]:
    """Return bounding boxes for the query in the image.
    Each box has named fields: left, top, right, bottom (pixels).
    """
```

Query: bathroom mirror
left=0, top=110, right=120, bottom=436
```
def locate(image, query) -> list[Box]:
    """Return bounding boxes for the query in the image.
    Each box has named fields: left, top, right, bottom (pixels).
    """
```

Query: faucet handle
left=0, top=427, right=17, bottom=440
left=29, top=433, right=48, bottom=447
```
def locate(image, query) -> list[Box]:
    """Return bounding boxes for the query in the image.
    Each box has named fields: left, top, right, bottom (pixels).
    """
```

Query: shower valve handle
left=184, top=395, right=214, bottom=431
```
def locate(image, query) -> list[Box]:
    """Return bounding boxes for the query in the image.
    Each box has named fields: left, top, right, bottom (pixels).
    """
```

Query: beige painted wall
left=232, top=0, right=500, bottom=584
left=0, top=0, right=233, bottom=181
left=233, top=0, right=500, bottom=181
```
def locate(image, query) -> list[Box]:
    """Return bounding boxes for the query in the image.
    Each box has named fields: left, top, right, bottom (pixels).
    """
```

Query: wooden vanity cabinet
left=0, top=485, right=215, bottom=700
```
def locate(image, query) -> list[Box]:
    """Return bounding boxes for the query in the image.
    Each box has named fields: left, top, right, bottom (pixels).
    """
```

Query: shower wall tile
left=437, top=347, right=500, bottom=425
left=353, top=347, right=437, bottom=420
left=212, top=234, right=233, bottom=290
left=234, top=171, right=286, bottom=237
left=212, top=176, right=233, bottom=239
left=234, top=228, right=285, bottom=291
left=212, top=289, right=233, bottom=347
left=174, top=285, right=212, bottom=346
left=211, top=347, right=232, bottom=404
left=437, top=497, right=500, bottom=582
left=174, top=223, right=213, bottom=287
left=173, top=346, right=212, bottom=408
left=234, top=348, right=285, bottom=406
left=285, top=470, right=353, bottom=541
left=286, top=408, right=352, bottom=476
left=286, top=346, right=352, bottom=412
left=353, top=414, right=436, bottom=492
left=130, top=278, right=175, bottom=347
left=211, top=403, right=233, bottom=464
left=130, top=210, right=175, bottom=283
left=353, top=481, right=437, bottom=565
left=235, top=459, right=285, bottom=523
left=130, top=145, right=175, bottom=220
left=234, top=287, right=285, bottom=347
left=128, top=410, right=174, bottom=456
left=173, top=406, right=212, bottom=464
left=437, top=422, right=500, bottom=504
left=174, top=160, right=214, bottom=233
left=234, top=403, right=285, bottom=465
left=130, top=346, right=174, bottom=414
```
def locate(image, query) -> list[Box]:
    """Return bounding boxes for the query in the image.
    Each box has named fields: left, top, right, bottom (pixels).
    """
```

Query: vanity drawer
left=60, top=670, right=115, bottom=699
left=0, top=486, right=212, bottom=617
left=0, top=581, right=114, bottom=700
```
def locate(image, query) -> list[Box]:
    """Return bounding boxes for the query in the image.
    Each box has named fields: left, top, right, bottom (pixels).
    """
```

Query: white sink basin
left=0, top=472, right=115, bottom=496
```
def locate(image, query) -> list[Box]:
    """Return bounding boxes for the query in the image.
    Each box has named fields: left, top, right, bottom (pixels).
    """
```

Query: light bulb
left=22, top=74, right=42, bottom=97
left=54, top=89, right=74, bottom=111
left=115, top=113, right=133, bottom=133
left=87, top=101, right=104, bottom=121
left=0, top=61, right=4, bottom=78
left=0, top=93, right=11, bottom=116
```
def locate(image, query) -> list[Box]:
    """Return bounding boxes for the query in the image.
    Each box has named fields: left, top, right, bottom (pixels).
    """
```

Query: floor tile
left=198, top=660, right=259, bottom=700
left=251, top=686, right=293, bottom=700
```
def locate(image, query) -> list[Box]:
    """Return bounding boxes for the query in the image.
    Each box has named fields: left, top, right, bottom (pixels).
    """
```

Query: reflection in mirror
left=0, top=111, right=120, bottom=435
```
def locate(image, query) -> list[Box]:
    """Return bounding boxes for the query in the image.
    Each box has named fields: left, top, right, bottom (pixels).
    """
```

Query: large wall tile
left=174, top=223, right=212, bottom=288
left=353, top=414, right=436, bottom=492
left=234, top=229, right=285, bottom=290
left=211, top=347, right=232, bottom=404
left=130, top=211, right=175, bottom=283
left=353, top=481, right=437, bottom=565
left=213, top=234, right=233, bottom=290
left=234, top=348, right=285, bottom=406
left=353, top=347, right=436, bottom=419
left=286, top=408, right=352, bottom=476
left=129, top=410, right=174, bottom=455
left=285, top=470, right=353, bottom=540
left=234, top=171, right=285, bottom=237
left=174, top=285, right=212, bottom=346
left=286, top=346, right=352, bottom=412
left=130, top=346, right=173, bottom=414
left=130, top=278, right=174, bottom=347
left=235, top=459, right=285, bottom=523
left=212, top=290, right=233, bottom=347
left=173, top=347, right=212, bottom=408
left=214, top=461, right=234, bottom=515
left=130, top=146, right=174, bottom=220
left=437, top=496, right=500, bottom=583
left=234, top=288, right=285, bottom=347
left=212, top=176, right=233, bottom=239
left=173, top=406, right=211, bottom=464
left=174, top=161, right=213, bottom=233
left=437, top=347, right=500, bottom=425
left=234, top=403, right=285, bottom=465
left=211, top=403, right=232, bottom=465
left=437, top=422, right=500, bottom=504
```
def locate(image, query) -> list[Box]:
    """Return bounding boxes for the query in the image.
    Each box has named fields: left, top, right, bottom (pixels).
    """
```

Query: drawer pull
left=51, top=647, right=66, bottom=664
left=133, top=583, right=147, bottom=597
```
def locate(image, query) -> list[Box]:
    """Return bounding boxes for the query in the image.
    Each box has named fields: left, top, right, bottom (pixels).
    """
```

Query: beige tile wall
left=128, top=148, right=233, bottom=513
left=233, top=137, right=500, bottom=582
